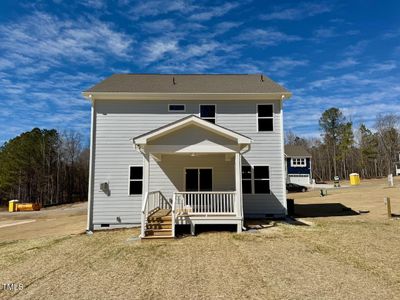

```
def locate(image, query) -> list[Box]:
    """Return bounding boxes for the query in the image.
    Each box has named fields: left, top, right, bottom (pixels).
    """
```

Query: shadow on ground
left=294, top=203, right=359, bottom=218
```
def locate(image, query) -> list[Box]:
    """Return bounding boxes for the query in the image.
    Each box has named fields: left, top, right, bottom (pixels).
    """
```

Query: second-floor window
left=168, top=104, right=185, bottom=112
left=291, top=158, right=306, bottom=167
left=257, top=104, right=273, bottom=132
left=200, top=104, right=216, bottom=123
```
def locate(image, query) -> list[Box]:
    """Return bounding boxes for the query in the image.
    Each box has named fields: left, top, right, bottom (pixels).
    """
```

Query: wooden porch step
left=145, top=229, right=173, bottom=237
left=146, top=222, right=172, bottom=229
left=148, top=215, right=172, bottom=222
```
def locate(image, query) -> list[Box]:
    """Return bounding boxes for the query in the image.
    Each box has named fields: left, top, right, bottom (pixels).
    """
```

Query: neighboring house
left=284, top=145, right=312, bottom=186
left=83, top=74, right=292, bottom=238
left=395, top=153, right=400, bottom=176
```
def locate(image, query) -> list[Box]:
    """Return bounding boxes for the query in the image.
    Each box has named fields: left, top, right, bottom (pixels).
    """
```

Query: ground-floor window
left=129, top=166, right=143, bottom=195
left=254, top=166, right=270, bottom=194
left=242, top=166, right=252, bottom=194
left=241, top=165, right=270, bottom=194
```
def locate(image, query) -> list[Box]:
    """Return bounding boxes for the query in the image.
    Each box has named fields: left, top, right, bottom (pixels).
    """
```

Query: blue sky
left=0, top=0, right=399, bottom=144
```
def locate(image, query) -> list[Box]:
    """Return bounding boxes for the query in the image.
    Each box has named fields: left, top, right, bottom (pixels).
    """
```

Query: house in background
left=395, top=153, right=400, bottom=176
left=285, top=145, right=312, bottom=186
left=83, top=74, right=291, bottom=239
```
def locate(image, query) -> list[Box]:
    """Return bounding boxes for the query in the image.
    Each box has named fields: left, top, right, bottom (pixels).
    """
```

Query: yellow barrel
left=350, top=173, right=360, bottom=185
left=8, top=200, right=19, bottom=212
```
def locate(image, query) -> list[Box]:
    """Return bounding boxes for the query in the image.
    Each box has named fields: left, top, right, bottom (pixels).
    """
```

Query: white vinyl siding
left=92, top=99, right=285, bottom=227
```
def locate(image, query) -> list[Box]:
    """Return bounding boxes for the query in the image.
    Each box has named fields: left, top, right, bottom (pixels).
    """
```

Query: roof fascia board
left=82, top=92, right=291, bottom=101
left=134, top=117, right=251, bottom=145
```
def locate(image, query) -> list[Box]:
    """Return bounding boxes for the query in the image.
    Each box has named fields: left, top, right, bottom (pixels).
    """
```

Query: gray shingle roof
left=84, top=74, right=290, bottom=94
left=284, top=145, right=311, bottom=157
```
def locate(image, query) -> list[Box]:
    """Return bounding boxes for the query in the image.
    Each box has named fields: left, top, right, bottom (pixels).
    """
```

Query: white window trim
left=291, top=158, right=306, bottom=167
left=168, top=104, right=186, bottom=112
left=199, top=104, right=217, bottom=123
left=183, top=167, right=214, bottom=192
left=128, top=165, right=143, bottom=196
left=256, top=104, right=274, bottom=132
left=242, top=165, right=271, bottom=195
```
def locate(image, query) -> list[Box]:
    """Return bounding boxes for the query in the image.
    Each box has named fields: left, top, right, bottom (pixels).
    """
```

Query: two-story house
left=83, top=74, right=292, bottom=238
left=285, top=145, right=312, bottom=185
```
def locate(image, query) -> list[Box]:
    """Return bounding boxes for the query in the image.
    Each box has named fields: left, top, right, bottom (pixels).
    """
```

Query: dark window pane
left=200, top=169, right=212, bottom=191
left=258, top=105, right=273, bottom=117
left=254, top=166, right=269, bottom=179
left=130, top=166, right=143, bottom=179
left=169, top=104, right=185, bottom=111
left=185, top=169, right=198, bottom=191
left=254, top=180, right=270, bottom=194
left=204, top=118, right=215, bottom=124
left=200, top=105, right=215, bottom=118
left=242, top=166, right=251, bottom=179
left=258, top=118, right=273, bottom=131
left=130, top=181, right=142, bottom=195
left=242, top=180, right=252, bottom=194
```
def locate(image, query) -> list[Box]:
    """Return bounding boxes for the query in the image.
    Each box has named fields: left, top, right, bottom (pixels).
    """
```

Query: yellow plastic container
left=8, top=200, right=19, bottom=212
left=16, top=203, right=40, bottom=211
left=350, top=173, right=360, bottom=185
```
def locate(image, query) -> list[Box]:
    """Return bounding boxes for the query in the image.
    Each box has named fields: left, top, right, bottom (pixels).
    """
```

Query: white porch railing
left=173, top=191, right=237, bottom=215
left=141, top=191, right=171, bottom=237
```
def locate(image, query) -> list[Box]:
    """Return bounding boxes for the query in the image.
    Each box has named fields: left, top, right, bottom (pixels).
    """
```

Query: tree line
left=0, top=128, right=89, bottom=207
left=286, top=107, right=400, bottom=181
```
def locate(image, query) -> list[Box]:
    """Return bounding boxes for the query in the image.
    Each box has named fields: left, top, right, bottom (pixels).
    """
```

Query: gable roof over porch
left=133, top=115, right=252, bottom=154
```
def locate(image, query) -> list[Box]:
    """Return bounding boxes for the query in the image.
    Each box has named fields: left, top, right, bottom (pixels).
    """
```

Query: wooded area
left=286, top=107, right=400, bottom=181
left=0, top=128, right=89, bottom=207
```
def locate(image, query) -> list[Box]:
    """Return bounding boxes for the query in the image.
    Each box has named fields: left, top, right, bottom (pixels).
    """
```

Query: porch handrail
left=174, top=191, right=237, bottom=215
left=141, top=191, right=172, bottom=237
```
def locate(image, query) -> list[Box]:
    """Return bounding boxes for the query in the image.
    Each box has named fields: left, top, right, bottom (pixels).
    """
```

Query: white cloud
left=323, top=58, right=359, bottom=70
left=189, top=2, right=240, bottom=21
left=141, top=19, right=176, bottom=33
left=142, top=39, right=179, bottom=63
left=79, top=0, right=106, bottom=9
left=237, top=28, right=302, bottom=46
left=125, top=0, right=196, bottom=20
left=260, top=3, right=332, bottom=21
left=0, top=12, right=133, bottom=71
left=266, top=57, right=309, bottom=74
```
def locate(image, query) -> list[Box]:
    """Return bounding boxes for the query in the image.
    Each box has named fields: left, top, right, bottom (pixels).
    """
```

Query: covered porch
left=133, top=115, right=252, bottom=238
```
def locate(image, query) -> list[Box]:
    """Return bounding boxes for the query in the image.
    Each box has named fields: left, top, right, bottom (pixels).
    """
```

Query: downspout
left=280, top=95, right=287, bottom=215
left=239, top=144, right=251, bottom=231
left=86, top=95, right=96, bottom=233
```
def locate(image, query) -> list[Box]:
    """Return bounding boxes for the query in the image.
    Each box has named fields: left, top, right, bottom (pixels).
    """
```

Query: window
left=257, top=104, right=273, bottom=131
left=129, top=166, right=143, bottom=195
left=291, top=158, right=306, bottom=167
left=200, top=105, right=216, bottom=123
left=254, top=166, right=270, bottom=194
left=242, top=166, right=252, bottom=194
left=168, top=104, right=185, bottom=112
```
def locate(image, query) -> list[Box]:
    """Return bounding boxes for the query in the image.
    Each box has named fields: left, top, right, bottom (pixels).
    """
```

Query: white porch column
left=235, top=152, right=243, bottom=232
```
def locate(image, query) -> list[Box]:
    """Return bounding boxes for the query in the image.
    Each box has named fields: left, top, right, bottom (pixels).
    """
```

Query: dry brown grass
left=1, top=179, right=400, bottom=299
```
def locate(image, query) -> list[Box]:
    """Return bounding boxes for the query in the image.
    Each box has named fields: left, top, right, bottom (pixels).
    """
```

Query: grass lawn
left=1, top=179, right=400, bottom=299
